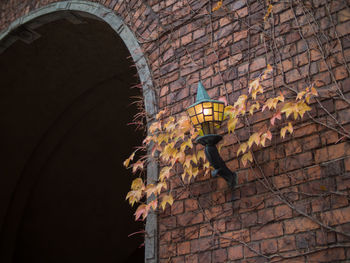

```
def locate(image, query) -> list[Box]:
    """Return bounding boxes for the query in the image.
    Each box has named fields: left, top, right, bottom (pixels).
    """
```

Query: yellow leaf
left=241, top=151, right=253, bottom=167
left=180, top=139, right=193, bottom=152
left=248, top=132, right=261, bottom=148
left=212, top=0, right=222, bottom=12
left=296, top=90, right=306, bottom=100
left=251, top=85, right=263, bottom=100
left=156, top=181, right=167, bottom=194
left=160, top=194, right=174, bottom=210
left=280, top=122, right=293, bottom=139
left=124, top=151, right=136, bottom=168
left=264, top=4, right=273, bottom=21
left=281, top=102, right=296, bottom=119
left=237, top=142, right=248, bottom=156
left=160, top=142, right=177, bottom=162
left=197, top=150, right=206, bottom=162
left=296, top=101, right=311, bottom=119
left=159, top=166, right=172, bottom=181
left=126, top=190, right=142, bottom=206
left=131, top=178, right=144, bottom=190
left=228, top=118, right=238, bottom=133
left=260, top=130, right=272, bottom=147
left=249, top=102, right=260, bottom=115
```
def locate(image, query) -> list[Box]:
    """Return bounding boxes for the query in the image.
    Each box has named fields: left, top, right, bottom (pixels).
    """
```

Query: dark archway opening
left=0, top=14, right=144, bottom=263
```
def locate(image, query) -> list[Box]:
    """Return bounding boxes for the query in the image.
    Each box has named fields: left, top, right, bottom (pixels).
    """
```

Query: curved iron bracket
left=196, top=134, right=237, bottom=188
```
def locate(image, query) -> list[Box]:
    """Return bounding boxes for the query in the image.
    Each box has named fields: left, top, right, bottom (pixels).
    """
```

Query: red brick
left=185, top=225, right=199, bottom=240
left=244, top=242, right=260, bottom=258
left=278, top=235, right=296, bottom=252
left=336, top=20, right=350, bottom=37
left=172, top=201, right=184, bottom=215
left=250, top=57, right=266, bottom=72
left=251, top=222, right=283, bottom=241
left=280, top=9, right=293, bottom=23
left=285, top=69, right=303, bottom=83
left=213, top=248, right=227, bottom=262
left=284, top=217, right=319, bottom=234
left=234, top=30, right=247, bottom=42
left=306, top=247, right=345, bottom=262
left=227, top=245, right=243, bottom=260
left=257, top=208, right=274, bottom=224
left=320, top=206, right=350, bottom=226
left=185, top=253, right=198, bottom=263
left=315, top=142, right=350, bottom=163
left=261, top=239, right=278, bottom=255
left=275, top=204, right=293, bottom=220
left=178, top=241, right=190, bottom=255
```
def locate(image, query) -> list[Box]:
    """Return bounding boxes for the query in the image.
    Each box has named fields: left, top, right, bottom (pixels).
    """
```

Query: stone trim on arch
left=0, top=2, right=158, bottom=263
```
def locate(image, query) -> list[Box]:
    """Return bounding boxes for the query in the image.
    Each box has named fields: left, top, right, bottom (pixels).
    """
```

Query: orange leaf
left=212, top=0, right=222, bottom=12
left=270, top=111, right=282, bottom=125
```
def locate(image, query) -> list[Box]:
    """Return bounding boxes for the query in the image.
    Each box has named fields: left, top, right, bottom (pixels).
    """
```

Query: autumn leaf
left=160, top=142, right=177, bottom=162
left=251, top=85, right=263, bottom=100
left=248, top=132, right=261, bottom=148
left=260, top=130, right=272, bottom=147
left=197, top=150, right=206, bottom=162
left=281, top=102, right=296, bottom=119
left=159, top=166, right=172, bottom=181
left=180, top=139, right=193, bottom=152
left=126, top=190, right=142, bottom=206
left=280, top=122, right=293, bottom=138
left=237, top=142, right=248, bottom=156
left=131, top=178, right=144, bottom=190
left=156, top=181, right=167, bottom=194
left=145, top=184, right=157, bottom=198
left=270, top=111, right=282, bottom=125
left=156, top=109, right=167, bottom=120
left=123, top=151, right=136, bottom=168
left=264, top=4, right=273, bottom=21
left=296, top=101, right=311, bottom=119
left=135, top=204, right=149, bottom=221
left=148, top=200, right=158, bottom=211
left=249, top=102, right=260, bottom=115
left=160, top=194, right=174, bottom=210
left=228, top=117, right=238, bottom=133
left=241, top=151, right=253, bottom=167
left=132, top=160, right=144, bottom=174
left=212, top=0, right=222, bottom=12
left=149, top=121, right=161, bottom=133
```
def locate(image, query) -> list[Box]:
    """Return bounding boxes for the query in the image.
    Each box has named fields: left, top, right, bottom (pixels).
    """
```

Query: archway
left=0, top=3, right=157, bottom=263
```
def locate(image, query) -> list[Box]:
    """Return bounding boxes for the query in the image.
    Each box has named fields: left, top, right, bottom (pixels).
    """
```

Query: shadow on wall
left=0, top=15, right=144, bottom=263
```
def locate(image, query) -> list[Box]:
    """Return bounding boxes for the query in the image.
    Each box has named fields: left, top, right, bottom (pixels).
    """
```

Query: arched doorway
left=0, top=4, right=156, bottom=263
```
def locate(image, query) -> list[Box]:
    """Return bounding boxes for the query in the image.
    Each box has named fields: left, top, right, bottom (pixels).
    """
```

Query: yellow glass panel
left=197, top=113, right=204, bottom=123
left=213, top=103, right=219, bottom=112
left=203, top=108, right=212, bottom=116
left=218, top=103, right=224, bottom=112
left=191, top=116, right=198, bottom=125
left=187, top=107, right=195, bottom=116
left=218, top=113, right=223, bottom=121
left=205, top=116, right=213, bottom=121
left=195, top=104, right=203, bottom=114
left=214, top=112, right=219, bottom=121
left=203, top=102, right=212, bottom=108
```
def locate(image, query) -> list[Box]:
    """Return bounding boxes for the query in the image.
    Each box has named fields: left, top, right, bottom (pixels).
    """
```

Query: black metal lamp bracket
left=196, top=134, right=237, bottom=188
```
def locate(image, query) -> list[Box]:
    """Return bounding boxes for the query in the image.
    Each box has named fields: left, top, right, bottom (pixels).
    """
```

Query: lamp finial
left=196, top=81, right=211, bottom=103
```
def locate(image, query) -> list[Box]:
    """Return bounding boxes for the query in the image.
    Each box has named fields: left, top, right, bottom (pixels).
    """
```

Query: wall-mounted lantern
left=187, top=82, right=237, bottom=187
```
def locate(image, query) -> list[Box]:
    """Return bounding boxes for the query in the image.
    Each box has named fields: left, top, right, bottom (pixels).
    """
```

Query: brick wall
left=1, top=0, right=350, bottom=262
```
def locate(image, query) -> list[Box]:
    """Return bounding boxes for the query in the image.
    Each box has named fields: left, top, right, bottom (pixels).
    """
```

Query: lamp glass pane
left=205, top=116, right=213, bottom=121
left=218, top=103, right=224, bottom=112
left=187, top=107, right=195, bottom=116
left=203, top=108, right=212, bottom=116
left=214, top=112, right=219, bottom=121
left=203, top=102, right=212, bottom=108
left=195, top=104, right=203, bottom=114
left=191, top=116, right=198, bottom=125
left=219, top=112, right=223, bottom=121
left=197, top=113, right=204, bottom=123
left=213, top=103, right=219, bottom=111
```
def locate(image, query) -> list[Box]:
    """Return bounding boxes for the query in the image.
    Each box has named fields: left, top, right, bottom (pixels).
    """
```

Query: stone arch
left=0, top=1, right=157, bottom=262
